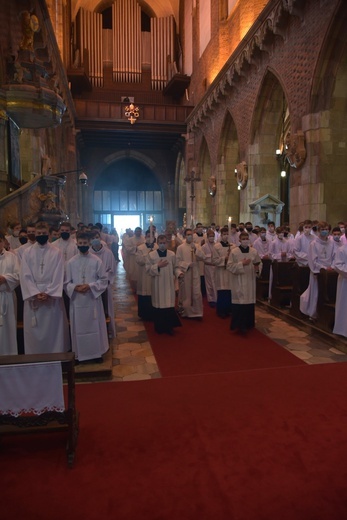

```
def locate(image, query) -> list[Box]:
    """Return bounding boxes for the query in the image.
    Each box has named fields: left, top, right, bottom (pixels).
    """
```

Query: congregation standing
left=0, top=220, right=120, bottom=363
left=1, top=216, right=347, bottom=362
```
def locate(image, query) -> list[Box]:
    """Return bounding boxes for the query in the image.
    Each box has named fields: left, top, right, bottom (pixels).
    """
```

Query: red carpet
left=3, top=364, right=347, bottom=519
left=144, top=301, right=304, bottom=376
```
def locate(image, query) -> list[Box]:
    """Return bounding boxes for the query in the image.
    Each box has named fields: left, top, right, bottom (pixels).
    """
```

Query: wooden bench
left=270, top=260, right=295, bottom=309
left=0, top=352, right=79, bottom=468
left=316, top=268, right=338, bottom=333
left=256, top=257, right=272, bottom=301
left=290, top=264, right=310, bottom=319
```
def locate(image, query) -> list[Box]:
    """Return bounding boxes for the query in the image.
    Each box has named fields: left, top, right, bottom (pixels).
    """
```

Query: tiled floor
left=111, top=262, right=347, bottom=381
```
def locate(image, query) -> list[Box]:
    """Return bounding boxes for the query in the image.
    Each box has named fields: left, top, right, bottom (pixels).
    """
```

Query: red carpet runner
left=3, top=299, right=347, bottom=519
left=144, top=301, right=304, bottom=376
left=3, top=364, right=347, bottom=520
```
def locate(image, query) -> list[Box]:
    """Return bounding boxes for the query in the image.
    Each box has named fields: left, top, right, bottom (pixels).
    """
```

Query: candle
left=228, top=216, right=232, bottom=235
left=149, top=216, right=154, bottom=242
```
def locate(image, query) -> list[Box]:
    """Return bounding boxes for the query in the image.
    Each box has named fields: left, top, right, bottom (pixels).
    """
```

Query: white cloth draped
left=0, top=361, right=64, bottom=417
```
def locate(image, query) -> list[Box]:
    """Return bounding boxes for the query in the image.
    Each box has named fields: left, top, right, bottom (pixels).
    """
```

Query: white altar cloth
left=0, top=362, right=64, bottom=417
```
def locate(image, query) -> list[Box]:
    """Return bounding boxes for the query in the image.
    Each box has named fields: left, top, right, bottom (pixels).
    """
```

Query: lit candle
left=228, top=216, right=232, bottom=237
left=149, top=216, right=154, bottom=243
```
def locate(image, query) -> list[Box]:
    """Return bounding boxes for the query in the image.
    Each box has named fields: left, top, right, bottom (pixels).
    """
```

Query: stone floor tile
left=290, top=351, right=313, bottom=360
left=123, top=373, right=152, bottom=381
left=112, top=364, right=137, bottom=377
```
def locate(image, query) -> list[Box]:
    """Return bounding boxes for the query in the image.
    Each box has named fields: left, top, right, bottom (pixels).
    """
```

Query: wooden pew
left=270, top=260, right=295, bottom=308
left=256, top=257, right=272, bottom=301
left=316, top=268, right=338, bottom=333
left=290, top=264, right=310, bottom=319
left=0, top=352, right=79, bottom=468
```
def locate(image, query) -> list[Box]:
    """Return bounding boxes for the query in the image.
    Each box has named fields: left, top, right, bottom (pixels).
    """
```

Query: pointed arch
left=217, top=110, right=240, bottom=225
left=250, top=70, right=290, bottom=223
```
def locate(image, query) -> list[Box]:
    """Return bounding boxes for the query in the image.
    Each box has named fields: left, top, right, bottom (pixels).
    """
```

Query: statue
left=19, top=11, right=40, bottom=52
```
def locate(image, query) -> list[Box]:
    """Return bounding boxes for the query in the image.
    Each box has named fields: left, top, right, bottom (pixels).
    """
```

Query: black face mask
left=61, top=232, right=70, bottom=240
left=36, top=235, right=49, bottom=245
left=78, top=245, right=89, bottom=254
left=19, top=237, right=28, bottom=245
left=246, top=227, right=253, bottom=232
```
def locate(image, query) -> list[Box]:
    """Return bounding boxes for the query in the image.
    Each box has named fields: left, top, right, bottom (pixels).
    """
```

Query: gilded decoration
left=19, top=11, right=40, bottom=52
left=208, top=176, right=217, bottom=197
left=235, top=162, right=248, bottom=190
left=284, top=131, right=306, bottom=169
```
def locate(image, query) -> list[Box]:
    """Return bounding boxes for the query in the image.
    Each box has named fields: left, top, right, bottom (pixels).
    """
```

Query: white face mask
left=158, top=243, right=166, bottom=251
left=186, top=235, right=193, bottom=243
left=208, top=236, right=215, bottom=243
left=278, top=233, right=284, bottom=240
left=340, top=227, right=345, bottom=234
left=260, top=233, right=266, bottom=240
left=241, top=239, right=250, bottom=247
left=303, top=227, right=311, bottom=235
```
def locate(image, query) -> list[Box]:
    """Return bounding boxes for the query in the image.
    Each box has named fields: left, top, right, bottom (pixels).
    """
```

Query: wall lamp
left=47, top=168, right=88, bottom=185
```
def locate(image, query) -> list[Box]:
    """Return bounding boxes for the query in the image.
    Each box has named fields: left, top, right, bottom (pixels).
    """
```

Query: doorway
left=113, top=214, right=141, bottom=243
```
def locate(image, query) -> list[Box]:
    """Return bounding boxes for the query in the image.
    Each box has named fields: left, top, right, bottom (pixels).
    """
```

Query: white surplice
left=136, top=242, right=158, bottom=296
left=0, top=250, right=20, bottom=355
left=175, top=241, right=203, bottom=318
left=201, top=241, right=217, bottom=303
left=293, top=233, right=315, bottom=267
left=333, top=245, right=347, bottom=338
left=146, top=249, right=176, bottom=308
left=300, top=237, right=334, bottom=319
left=90, top=245, right=117, bottom=338
left=53, top=237, right=78, bottom=265
left=226, top=246, right=261, bottom=304
left=65, top=252, right=109, bottom=361
left=20, top=242, right=70, bottom=354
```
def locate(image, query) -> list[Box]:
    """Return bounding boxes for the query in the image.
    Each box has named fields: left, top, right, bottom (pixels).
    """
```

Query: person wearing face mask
left=266, top=221, right=276, bottom=242
left=269, top=226, right=294, bottom=261
left=123, top=226, right=145, bottom=292
left=5, top=222, right=21, bottom=250
left=226, top=231, right=261, bottom=334
left=53, top=222, right=78, bottom=264
left=244, top=222, right=257, bottom=245
left=20, top=221, right=70, bottom=354
left=0, top=231, right=20, bottom=355
left=89, top=230, right=117, bottom=339
left=15, top=223, right=37, bottom=263
left=135, top=230, right=158, bottom=321
left=145, top=235, right=181, bottom=335
left=229, top=223, right=239, bottom=245
left=332, top=238, right=347, bottom=338
left=201, top=229, right=217, bottom=307
left=337, top=221, right=347, bottom=245
left=331, top=227, right=343, bottom=263
left=300, top=221, right=334, bottom=320
left=211, top=226, right=234, bottom=318
left=253, top=227, right=271, bottom=259
left=175, top=228, right=204, bottom=319
left=293, top=220, right=315, bottom=267
left=64, top=232, right=109, bottom=363
left=193, top=223, right=207, bottom=297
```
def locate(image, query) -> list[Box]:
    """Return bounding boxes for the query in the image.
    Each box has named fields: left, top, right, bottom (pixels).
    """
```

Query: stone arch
left=217, top=110, right=240, bottom=226
left=305, top=2, right=347, bottom=225
left=175, top=152, right=187, bottom=228
left=249, top=70, right=290, bottom=224
left=195, top=137, right=212, bottom=226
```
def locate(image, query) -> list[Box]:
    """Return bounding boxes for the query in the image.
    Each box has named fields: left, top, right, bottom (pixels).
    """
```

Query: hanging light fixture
left=276, top=94, right=289, bottom=179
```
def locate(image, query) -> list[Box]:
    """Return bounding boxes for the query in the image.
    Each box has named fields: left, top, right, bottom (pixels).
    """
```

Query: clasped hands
left=74, top=284, right=90, bottom=293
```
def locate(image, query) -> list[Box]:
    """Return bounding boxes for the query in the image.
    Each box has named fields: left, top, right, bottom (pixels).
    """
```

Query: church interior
left=2, top=1, right=347, bottom=518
